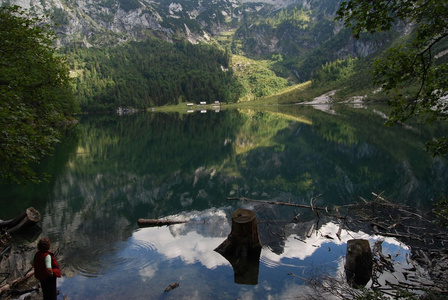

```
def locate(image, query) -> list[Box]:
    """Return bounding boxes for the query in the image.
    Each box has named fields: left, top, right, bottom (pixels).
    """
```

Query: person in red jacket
left=32, top=238, right=61, bottom=300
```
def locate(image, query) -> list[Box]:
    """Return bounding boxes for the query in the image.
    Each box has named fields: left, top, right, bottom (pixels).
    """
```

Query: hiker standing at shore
left=31, top=238, right=61, bottom=300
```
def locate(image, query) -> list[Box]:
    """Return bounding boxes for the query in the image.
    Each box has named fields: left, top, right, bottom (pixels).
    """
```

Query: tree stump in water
left=0, top=207, right=41, bottom=234
left=345, top=239, right=373, bottom=287
left=214, top=209, right=262, bottom=285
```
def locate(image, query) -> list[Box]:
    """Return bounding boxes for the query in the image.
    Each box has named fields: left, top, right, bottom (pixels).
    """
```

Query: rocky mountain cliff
left=2, top=0, right=403, bottom=86
left=1, top=0, right=296, bottom=46
left=0, top=1, right=349, bottom=48
left=1, top=1, right=394, bottom=71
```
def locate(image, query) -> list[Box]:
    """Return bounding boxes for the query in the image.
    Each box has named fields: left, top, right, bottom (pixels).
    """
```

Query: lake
left=1, top=104, right=447, bottom=299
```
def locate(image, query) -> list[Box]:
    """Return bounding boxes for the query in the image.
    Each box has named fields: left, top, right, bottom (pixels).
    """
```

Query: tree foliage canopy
left=0, top=6, right=79, bottom=184
left=337, top=0, right=448, bottom=156
left=67, top=40, right=242, bottom=111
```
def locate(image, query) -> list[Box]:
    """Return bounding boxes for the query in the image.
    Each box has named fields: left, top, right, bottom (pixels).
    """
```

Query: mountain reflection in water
left=0, top=105, right=446, bottom=299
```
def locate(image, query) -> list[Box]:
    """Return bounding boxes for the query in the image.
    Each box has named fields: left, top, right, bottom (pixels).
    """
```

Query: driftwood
left=223, top=193, right=448, bottom=296
left=137, top=219, right=187, bottom=227
left=0, top=247, right=63, bottom=298
left=9, top=287, right=39, bottom=297
left=306, top=223, right=316, bottom=238
left=0, top=244, right=12, bottom=261
left=226, top=196, right=330, bottom=211
left=0, top=208, right=41, bottom=234
left=164, top=282, right=179, bottom=292
left=0, top=268, right=34, bottom=295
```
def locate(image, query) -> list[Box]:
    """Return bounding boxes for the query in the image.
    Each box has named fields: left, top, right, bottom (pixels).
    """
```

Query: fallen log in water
left=0, top=208, right=41, bottom=234
left=164, top=282, right=179, bottom=292
left=137, top=219, right=187, bottom=227
left=225, top=196, right=330, bottom=211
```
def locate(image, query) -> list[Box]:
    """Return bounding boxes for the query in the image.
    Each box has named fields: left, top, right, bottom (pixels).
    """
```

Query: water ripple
left=260, top=255, right=304, bottom=269
left=72, top=240, right=156, bottom=277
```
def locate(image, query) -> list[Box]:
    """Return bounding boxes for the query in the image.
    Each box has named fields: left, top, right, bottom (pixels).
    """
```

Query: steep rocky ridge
left=1, top=0, right=286, bottom=46
left=1, top=0, right=407, bottom=95
left=1, top=1, right=394, bottom=69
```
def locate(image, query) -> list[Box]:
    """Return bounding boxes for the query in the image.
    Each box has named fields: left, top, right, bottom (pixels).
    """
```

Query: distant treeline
left=65, top=39, right=243, bottom=112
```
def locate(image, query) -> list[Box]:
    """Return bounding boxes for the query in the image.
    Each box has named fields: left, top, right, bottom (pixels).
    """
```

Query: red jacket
left=33, top=251, right=61, bottom=280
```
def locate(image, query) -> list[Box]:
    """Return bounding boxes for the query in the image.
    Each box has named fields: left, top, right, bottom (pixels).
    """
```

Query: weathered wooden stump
left=0, top=207, right=41, bottom=234
left=214, top=209, right=262, bottom=285
left=215, top=209, right=262, bottom=257
left=345, top=239, right=373, bottom=287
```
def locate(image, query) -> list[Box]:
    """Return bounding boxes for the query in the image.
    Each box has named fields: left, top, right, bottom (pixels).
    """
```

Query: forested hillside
left=1, top=0, right=436, bottom=113
left=231, top=1, right=400, bottom=82
left=0, top=0, right=381, bottom=111
left=66, top=39, right=243, bottom=111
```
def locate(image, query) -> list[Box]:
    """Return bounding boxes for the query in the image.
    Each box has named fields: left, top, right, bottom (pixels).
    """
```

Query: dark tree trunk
left=0, top=207, right=41, bottom=233
left=345, top=239, right=373, bottom=287
left=215, top=209, right=262, bottom=285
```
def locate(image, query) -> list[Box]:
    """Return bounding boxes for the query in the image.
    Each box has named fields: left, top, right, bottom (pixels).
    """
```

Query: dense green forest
left=0, top=6, right=78, bottom=184
left=65, top=39, right=244, bottom=112
left=59, top=1, right=402, bottom=113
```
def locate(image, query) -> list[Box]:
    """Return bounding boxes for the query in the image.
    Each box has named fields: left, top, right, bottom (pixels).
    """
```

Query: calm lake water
left=1, top=104, right=447, bottom=299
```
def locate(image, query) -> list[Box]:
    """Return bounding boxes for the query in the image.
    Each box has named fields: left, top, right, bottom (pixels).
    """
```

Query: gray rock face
left=1, top=0, right=280, bottom=47
left=1, top=0, right=393, bottom=76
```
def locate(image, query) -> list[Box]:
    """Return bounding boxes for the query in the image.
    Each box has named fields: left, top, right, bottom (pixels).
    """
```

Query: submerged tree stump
left=0, top=207, right=41, bottom=234
left=215, top=209, right=262, bottom=285
left=345, top=239, right=373, bottom=287
left=215, top=209, right=262, bottom=257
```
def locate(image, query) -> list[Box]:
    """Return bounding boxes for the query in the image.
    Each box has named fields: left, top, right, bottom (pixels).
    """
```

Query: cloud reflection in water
left=58, top=208, right=421, bottom=299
